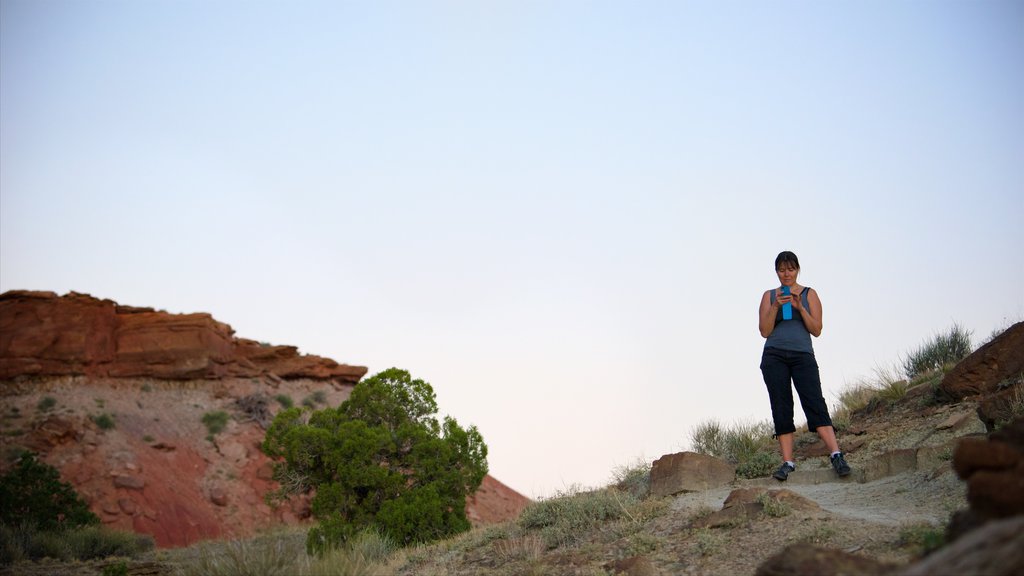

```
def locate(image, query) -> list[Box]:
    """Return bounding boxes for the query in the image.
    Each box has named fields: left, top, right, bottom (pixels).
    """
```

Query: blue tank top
left=765, top=287, right=814, bottom=353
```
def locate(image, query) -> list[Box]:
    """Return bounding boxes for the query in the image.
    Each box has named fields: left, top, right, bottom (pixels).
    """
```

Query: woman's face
left=776, top=263, right=799, bottom=287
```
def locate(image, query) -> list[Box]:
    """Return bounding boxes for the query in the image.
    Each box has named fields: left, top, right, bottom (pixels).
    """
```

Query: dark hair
left=775, top=251, right=800, bottom=271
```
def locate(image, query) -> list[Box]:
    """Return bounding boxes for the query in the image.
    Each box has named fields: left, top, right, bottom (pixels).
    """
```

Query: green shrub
left=0, top=453, right=99, bottom=531
left=37, top=397, right=57, bottom=412
left=736, top=451, right=776, bottom=479
left=264, top=368, right=488, bottom=552
left=202, top=411, right=230, bottom=436
left=275, top=394, right=294, bottom=409
left=92, top=413, right=116, bottom=430
left=902, top=323, right=972, bottom=380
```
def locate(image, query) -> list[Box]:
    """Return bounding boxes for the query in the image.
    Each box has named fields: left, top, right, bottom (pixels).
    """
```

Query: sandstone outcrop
left=649, top=452, right=734, bottom=497
left=0, top=291, right=367, bottom=383
left=938, top=321, right=1024, bottom=402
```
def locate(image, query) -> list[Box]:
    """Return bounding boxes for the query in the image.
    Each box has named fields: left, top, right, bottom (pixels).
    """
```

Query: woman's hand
left=785, top=290, right=803, bottom=313
left=774, top=289, right=795, bottom=310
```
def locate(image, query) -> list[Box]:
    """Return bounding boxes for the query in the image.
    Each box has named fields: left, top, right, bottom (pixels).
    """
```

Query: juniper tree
left=263, top=368, right=487, bottom=552
left=0, top=452, right=100, bottom=531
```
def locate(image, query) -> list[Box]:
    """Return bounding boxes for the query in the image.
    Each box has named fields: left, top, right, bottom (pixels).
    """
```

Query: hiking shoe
left=831, top=452, right=852, bottom=477
left=772, top=462, right=796, bottom=481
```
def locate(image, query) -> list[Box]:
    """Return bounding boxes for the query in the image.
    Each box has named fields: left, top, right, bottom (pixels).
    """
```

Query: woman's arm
left=793, top=288, right=823, bottom=337
left=758, top=290, right=779, bottom=338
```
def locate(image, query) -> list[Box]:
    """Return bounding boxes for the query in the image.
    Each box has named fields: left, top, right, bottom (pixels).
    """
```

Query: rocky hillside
left=0, top=291, right=529, bottom=548
left=382, top=322, right=1024, bottom=576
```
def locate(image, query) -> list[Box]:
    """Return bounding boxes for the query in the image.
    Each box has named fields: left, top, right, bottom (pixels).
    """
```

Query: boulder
left=948, top=416, right=1024, bottom=541
left=693, top=488, right=822, bottom=529
left=938, top=322, right=1024, bottom=402
left=649, top=452, right=734, bottom=497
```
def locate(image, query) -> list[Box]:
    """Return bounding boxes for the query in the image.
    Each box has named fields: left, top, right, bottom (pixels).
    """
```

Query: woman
left=758, top=251, right=851, bottom=481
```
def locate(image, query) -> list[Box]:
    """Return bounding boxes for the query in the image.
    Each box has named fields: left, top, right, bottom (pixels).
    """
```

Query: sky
left=1, top=0, right=1022, bottom=499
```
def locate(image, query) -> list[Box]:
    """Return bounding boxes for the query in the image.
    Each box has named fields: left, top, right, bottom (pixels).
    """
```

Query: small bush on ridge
left=902, top=323, right=972, bottom=380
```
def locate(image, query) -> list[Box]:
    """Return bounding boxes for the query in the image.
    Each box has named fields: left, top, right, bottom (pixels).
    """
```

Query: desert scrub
left=275, top=394, right=295, bottom=409
left=902, top=323, right=972, bottom=380
left=301, top=390, right=328, bottom=409
left=92, top=413, right=116, bottom=430
left=518, top=487, right=634, bottom=549
left=756, top=492, right=792, bottom=518
left=692, top=528, right=723, bottom=557
left=37, top=397, right=57, bottom=412
left=610, top=458, right=650, bottom=499
left=690, top=418, right=775, bottom=478
left=736, top=450, right=776, bottom=479
left=202, top=411, right=230, bottom=436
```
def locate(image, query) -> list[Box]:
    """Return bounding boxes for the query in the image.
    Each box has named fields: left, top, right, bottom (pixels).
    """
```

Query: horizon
left=2, top=0, right=1022, bottom=499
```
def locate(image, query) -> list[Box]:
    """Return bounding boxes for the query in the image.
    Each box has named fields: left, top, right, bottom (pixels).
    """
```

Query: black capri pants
left=760, top=347, right=833, bottom=436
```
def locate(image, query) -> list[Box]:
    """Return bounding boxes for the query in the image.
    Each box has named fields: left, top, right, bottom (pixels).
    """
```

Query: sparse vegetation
left=37, top=397, right=57, bottom=412
left=275, top=394, right=294, bottom=409
left=92, top=413, right=116, bottom=430
left=756, top=492, right=792, bottom=518
left=172, top=527, right=394, bottom=576
left=202, top=411, right=230, bottom=436
left=610, top=458, right=650, bottom=499
left=693, top=527, right=723, bottom=556
left=518, top=486, right=632, bottom=549
left=690, top=419, right=776, bottom=478
left=898, top=522, right=945, bottom=556
left=902, top=323, right=972, bottom=381
left=301, top=390, right=328, bottom=409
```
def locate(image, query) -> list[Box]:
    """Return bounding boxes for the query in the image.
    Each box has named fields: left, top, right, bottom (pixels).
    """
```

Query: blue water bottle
left=781, top=285, right=792, bottom=320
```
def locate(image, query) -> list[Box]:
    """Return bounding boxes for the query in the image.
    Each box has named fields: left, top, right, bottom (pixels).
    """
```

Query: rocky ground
left=377, top=393, right=991, bottom=576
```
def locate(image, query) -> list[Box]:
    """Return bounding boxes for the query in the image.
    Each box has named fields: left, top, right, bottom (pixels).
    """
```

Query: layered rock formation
left=0, top=291, right=367, bottom=383
left=0, top=290, right=529, bottom=548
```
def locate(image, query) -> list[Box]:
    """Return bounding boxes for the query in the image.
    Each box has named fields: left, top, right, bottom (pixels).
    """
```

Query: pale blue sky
left=2, top=0, right=1022, bottom=498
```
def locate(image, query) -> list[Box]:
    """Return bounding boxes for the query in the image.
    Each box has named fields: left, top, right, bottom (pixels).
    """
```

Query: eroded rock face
left=0, top=291, right=367, bottom=383
left=938, top=322, right=1024, bottom=402
left=649, top=452, right=734, bottom=497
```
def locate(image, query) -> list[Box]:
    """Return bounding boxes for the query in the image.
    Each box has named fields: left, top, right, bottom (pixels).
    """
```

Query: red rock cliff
left=0, top=291, right=367, bottom=383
